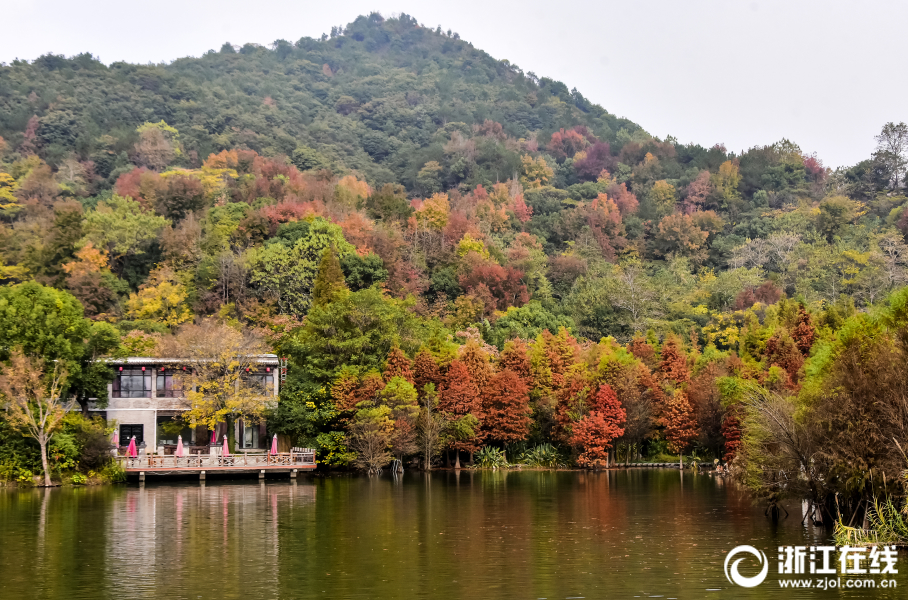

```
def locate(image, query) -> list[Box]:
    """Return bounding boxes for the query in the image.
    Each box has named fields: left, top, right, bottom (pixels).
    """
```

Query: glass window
left=119, top=424, right=144, bottom=446
left=112, top=369, right=152, bottom=398
left=245, top=372, right=275, bottom=395
left=156, top=416, right=193, bottom=445
left=156, top=369, right=184, bottom=398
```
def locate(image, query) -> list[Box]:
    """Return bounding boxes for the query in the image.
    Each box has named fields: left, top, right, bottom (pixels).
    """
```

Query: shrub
left=472, top=446, right=509, bottom=469
left=518, top=443, right=566, bottom=468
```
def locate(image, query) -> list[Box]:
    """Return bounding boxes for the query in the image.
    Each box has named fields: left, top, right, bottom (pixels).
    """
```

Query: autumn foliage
left=570, top=384, right=626, bottom=467
left=439, top=360, right=483, bottom=452
left=660, top=390, right=698, bottom=454
left=481, top=370, right=532, bottom=445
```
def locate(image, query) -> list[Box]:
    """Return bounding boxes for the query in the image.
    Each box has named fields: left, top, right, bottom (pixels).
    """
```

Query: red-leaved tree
left=481, top=370, right=532, bottom=448
left=499, top=339, right=533, bottom=389
left=458, top=260, right=528, bottom=314
left=764, top=332, right=804, bottom=387
left=512, top=193, right=533, bottom=223
left=574, top=142, right=616, bottom=181
left=570, top=384, right=626, bottom=468
left=439, top=360, right=483, bottom=460
left=721, top=412, right=743, bottom=463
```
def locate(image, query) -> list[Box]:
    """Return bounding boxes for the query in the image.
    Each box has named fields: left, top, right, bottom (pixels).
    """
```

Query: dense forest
left=1, top=13, right=907, bottom=532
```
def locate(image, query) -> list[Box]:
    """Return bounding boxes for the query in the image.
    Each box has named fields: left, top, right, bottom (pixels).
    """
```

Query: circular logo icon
left=724, top=545, right=769, bottom=588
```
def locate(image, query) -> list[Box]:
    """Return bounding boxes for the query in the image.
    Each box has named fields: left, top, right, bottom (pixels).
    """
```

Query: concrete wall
left=106, top=380, right=191, bottom=451
left=104, top=364, right=279, bottom=452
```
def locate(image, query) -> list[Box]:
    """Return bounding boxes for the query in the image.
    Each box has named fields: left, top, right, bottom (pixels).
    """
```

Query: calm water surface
left=0, top=469, right=904, bottom=599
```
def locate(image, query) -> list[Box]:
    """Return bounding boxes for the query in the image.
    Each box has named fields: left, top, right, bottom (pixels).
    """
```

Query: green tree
left=249, top=218, right=355, bottom=316
left=79, top=195, right=168, bottom=273
left=283, top=287, right=444, bottom=392
left=487, top=301, right=574, bottom=348
left=312, top=246, right=349, bottom=308
left=0, top=282, right=119, bottom=411
left=365, top=183, right=412, bottom=221
left=817, top=195, right=864, bottom=242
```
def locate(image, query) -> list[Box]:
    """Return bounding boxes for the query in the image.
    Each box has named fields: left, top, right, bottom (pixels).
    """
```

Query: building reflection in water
left=104, top=481, right=316, bottom=597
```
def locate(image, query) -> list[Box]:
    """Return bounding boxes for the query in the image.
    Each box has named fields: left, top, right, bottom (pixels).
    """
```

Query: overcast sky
left=2, top=0, right=903, bottom=168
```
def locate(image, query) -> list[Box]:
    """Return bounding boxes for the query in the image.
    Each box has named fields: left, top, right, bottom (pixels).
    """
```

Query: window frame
left=155, top=367, right=186, bottom=398
left=112, top=368, right=152, bottom=398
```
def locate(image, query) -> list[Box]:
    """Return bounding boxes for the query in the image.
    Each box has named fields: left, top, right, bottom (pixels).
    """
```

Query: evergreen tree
left=311, top=246, right=348, bottom=308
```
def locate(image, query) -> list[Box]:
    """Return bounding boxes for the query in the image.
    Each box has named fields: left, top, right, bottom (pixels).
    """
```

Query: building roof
left=105, top=355, right=280, bottom=366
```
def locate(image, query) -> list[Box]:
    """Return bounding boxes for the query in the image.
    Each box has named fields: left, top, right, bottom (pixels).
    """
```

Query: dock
left=116, top=450, right=316, bottom=480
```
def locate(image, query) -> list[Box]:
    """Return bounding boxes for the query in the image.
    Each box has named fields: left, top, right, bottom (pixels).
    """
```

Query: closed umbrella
left=127, top=435, right=138, bottom=458
left=210, top=429, right=217, bottom=445
left=222, top=435, right=230, bottom=457
left=175, top=435, right=184, bottom=457
left=270, top=434, right=278, bottom=456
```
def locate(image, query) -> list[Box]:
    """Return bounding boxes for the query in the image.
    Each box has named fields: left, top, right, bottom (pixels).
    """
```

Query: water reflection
left=0, top=471, right=903, bottom=599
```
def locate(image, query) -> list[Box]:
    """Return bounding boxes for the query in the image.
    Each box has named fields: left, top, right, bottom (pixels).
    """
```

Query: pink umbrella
left=222, top=435, right=230, bottom=457
left=270, top=434, right=278, bottom=455
left=175, top=435, right=184, bottom=457
left=127, top=435, right=138, bottom=458
left=210, top=429, right=217, bottom=445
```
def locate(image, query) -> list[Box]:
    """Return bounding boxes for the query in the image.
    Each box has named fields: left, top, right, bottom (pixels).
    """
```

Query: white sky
left=2, top=0, right=903, bottom=168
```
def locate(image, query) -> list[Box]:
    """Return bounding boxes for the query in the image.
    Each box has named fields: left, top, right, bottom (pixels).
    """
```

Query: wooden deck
left=117, top=451, right=316, bottom=479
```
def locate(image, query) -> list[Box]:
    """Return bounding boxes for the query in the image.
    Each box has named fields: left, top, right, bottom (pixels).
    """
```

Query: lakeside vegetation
left=0, top=13, right=906, bottom=540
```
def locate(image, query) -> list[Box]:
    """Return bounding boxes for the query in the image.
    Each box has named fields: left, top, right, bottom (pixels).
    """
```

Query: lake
left=0, top=469, right=903, bottom=599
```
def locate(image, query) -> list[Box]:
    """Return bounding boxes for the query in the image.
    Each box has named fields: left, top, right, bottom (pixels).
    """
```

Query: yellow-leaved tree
left=520, top=154, right=553, bottom=189
left=0, top=351, right=73, bottom=487
left=712, top=160, right=742, bottom=206
left=414, top=192, right=450, bottom=230
left=0, top=171, right=20, bottom=215
left=126, top=266, right=193, bottom=327
left=162, top=320, right=272, bottom=452
left=334, top=174, right=371, bottom=208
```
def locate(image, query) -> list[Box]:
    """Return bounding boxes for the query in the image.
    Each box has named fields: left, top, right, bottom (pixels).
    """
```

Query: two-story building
left=97, top=355, right=281, bottom=455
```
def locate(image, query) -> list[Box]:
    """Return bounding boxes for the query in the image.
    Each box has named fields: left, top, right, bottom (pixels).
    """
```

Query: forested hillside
left=1, top=12, right=908, bottom=507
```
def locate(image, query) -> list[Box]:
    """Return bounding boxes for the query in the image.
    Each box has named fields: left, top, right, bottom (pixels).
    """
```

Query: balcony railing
left=116, top=450, right=316, bottom=470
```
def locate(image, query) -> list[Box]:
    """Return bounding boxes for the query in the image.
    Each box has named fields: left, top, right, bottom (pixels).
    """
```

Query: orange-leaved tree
left=413, top=348, right=443, bottom=399
left=658, top=336, right=690, bottom=384
left=661, top=389, right=698, bottom=455
left=383, top=346, right=415, bottom=384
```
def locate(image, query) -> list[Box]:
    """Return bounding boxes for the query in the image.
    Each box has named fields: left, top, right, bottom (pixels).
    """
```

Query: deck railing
left=116, top=451, right=316, bottom=470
